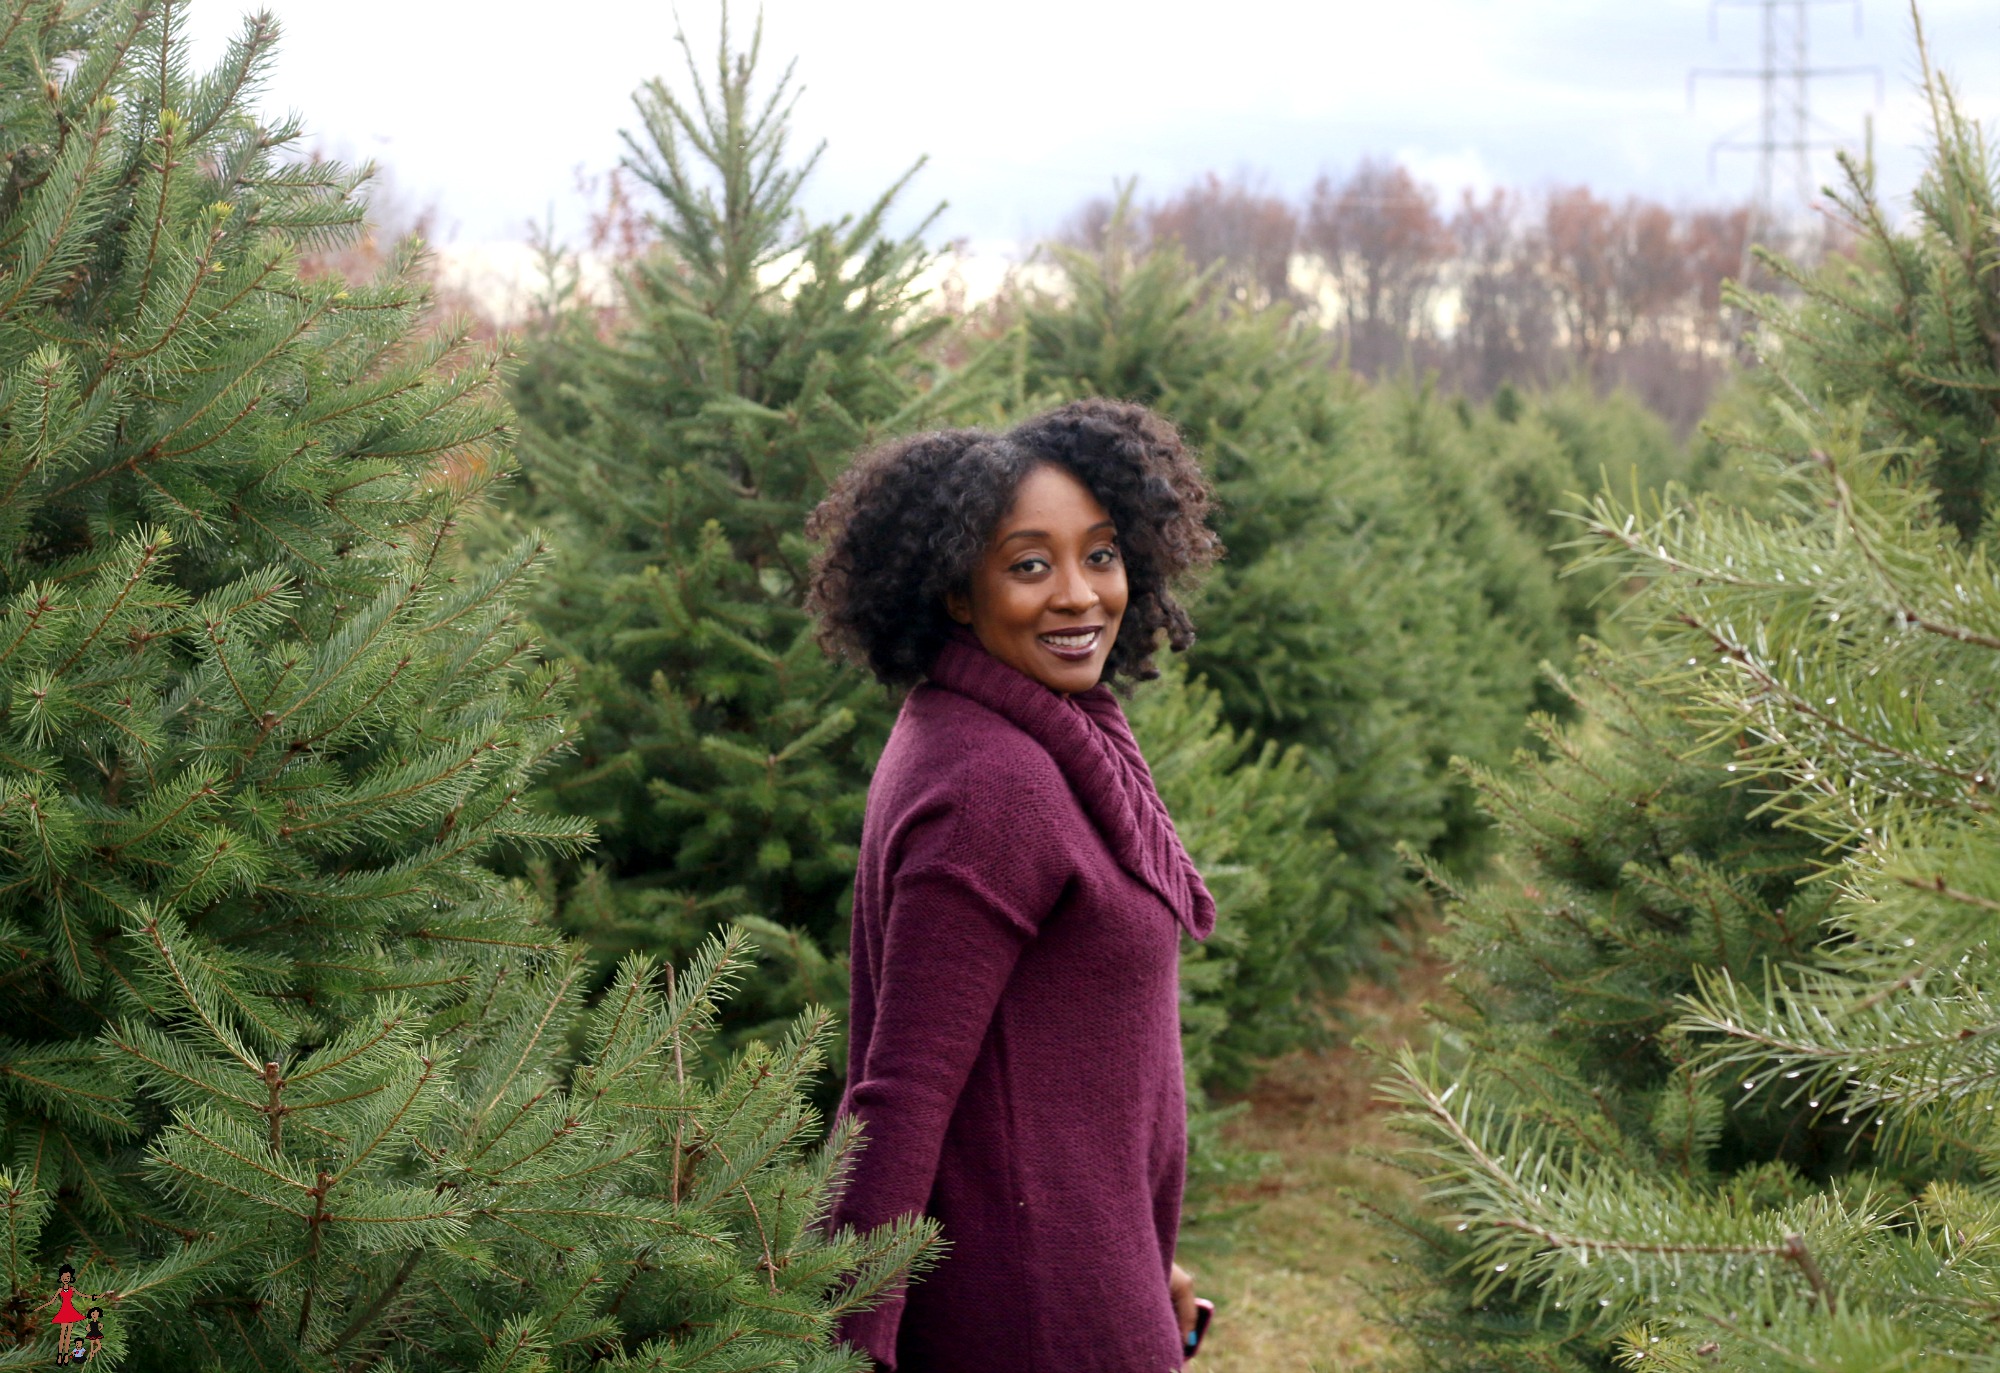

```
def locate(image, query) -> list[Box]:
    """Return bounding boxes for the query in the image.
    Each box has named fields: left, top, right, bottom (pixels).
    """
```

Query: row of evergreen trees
left=495, top=16, right=1691, bottom=1125
left=1374, top=24, right=2000, bottom=1369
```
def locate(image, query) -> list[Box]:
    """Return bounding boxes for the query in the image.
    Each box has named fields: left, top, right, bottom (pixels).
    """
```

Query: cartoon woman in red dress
left=43, top=1265, right=84, bottom=1357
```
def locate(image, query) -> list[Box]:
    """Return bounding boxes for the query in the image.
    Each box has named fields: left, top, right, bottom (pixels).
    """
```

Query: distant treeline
left=324, top=154, right=1834, bottom=439
left=1061, top=163, right=1846, bottom=435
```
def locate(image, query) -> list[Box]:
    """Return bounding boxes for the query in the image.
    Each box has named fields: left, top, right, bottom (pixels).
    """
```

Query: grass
left=1183, top=948, right=1446, bottom=1372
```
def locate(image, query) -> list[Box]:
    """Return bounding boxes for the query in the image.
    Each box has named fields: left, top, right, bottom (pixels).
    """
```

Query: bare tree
left=1043, top=163, right=1835, bottom=436
left=1058, top=175, right=1297, bottom=310
left=1304, top=160, right=1454, bottom=375
left=1444, top=187, right=1558, bottom=396
left=1542, top=186, right=1621, bottom=372
left=1145, top=172, right=1299, bottom=309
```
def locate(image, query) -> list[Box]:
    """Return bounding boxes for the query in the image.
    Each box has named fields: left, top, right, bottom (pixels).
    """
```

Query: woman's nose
left=1049, top=559, right=1098, bottom=610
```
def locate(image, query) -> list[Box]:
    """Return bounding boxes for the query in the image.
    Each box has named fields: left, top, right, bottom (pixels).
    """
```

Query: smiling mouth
left=1037, top=626, right=1103, bottom=654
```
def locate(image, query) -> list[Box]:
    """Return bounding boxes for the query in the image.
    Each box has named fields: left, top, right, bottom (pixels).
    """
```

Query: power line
left=1689, top=0, right=1881, bottom=221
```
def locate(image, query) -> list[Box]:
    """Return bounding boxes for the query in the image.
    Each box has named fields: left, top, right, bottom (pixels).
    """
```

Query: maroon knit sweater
left=828, top=625, right=1217, bottom=1373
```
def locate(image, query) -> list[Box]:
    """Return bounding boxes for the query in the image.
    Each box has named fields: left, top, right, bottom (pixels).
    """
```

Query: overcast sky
left=182, top=1, right=2000, bottom=256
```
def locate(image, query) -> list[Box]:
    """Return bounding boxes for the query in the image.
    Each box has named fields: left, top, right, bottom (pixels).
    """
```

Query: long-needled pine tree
left=0, top=4, right=933, bottom=1368
left=1378, top=17, right=2000, bottom=1369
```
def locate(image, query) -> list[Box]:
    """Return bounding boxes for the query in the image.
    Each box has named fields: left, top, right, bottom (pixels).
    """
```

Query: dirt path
left=1185, top=951, right=1446, bottom=1372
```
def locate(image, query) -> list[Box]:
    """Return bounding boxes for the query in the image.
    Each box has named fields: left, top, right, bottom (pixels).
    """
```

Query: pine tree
left=499, top=16, right=1361, bottom=1122
left=992, top=207, right=1656, bottom=913
left=1376, top=23, right=2000, bottom=1368
left=1367, top=644, right=1834, bottom=1370
left=1440, top=381, right=1688, bottom=651
left=0, top=4, right=931, bottom=1365
left=502, top=11, right=1000, bottom=1059
left=1129, top=657, right=1351, bottom=1093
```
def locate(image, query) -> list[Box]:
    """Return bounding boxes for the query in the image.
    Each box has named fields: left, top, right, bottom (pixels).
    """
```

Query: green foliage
left=501, top=13, right=995, bottom=1061
left=0, top=4, right=931, bottom=1365
left=1464, top=383, right=1690, bottom=644
left=997, top=216, right=1680, bottom=909
left=1374, top=37, right=2000, bottom=1371
left=1366, top=645, right=1836, bottom=1370
left=500, top=17, right=1385, bottom=1118
left=1726, top=77, right=2000, bottom=543
left=1129, top=657, right=1351, bottom=1092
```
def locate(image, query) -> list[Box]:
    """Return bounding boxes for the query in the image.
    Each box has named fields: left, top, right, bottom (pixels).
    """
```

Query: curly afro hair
left=805, top=398, right=1223, bottom=689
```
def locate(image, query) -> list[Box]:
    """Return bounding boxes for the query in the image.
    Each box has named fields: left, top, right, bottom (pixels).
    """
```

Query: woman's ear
left=944, top=588, right=972, bottom=626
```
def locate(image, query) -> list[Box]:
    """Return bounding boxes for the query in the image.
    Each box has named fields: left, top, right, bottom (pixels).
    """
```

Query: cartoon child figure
left=84, top=1308, right=104, bottom=1361
left=64, top=1338, right=86, bottom=1365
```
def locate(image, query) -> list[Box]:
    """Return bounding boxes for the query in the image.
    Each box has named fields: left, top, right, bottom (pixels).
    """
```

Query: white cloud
left=181, top=0, right=2000, bottom=254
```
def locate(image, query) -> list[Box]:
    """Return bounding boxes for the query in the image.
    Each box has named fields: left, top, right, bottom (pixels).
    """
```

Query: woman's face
left=945, top=463, right=1128, bottom=694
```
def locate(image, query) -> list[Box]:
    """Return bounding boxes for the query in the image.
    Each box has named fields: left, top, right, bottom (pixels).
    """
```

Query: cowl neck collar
left=924, top=625, right=1216, bottom=942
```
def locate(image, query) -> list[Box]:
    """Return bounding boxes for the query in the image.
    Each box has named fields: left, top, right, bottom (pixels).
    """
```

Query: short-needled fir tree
left=1369, top=644, right=1835, bottom=1371
left=1379, top=28, right=2000, bottom=1370
left=500, top=16, right=1357, bottom=1121
left=992, top=209, right=1667, bottom=914
left=1129, top=656, right=1350, bottom=1093
left=1119, top=655, right=1347, bottom=1230
left=0, top=5, right=931, bottom=1368
left=504, top=12, right=1000, bottom=1058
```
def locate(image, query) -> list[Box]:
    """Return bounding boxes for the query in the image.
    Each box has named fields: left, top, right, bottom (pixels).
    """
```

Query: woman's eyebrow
left=999, top=521, right=1117, bottom=545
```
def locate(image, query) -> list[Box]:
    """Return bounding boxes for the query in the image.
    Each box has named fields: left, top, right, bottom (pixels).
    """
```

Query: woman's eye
left=1089, top=547, right=1119, bottom=565
left=1010, top=558, right=1047, bottom=575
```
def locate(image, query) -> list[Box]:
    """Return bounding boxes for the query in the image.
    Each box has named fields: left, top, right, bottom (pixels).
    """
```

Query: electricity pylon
left=1689, top=0, right=1881, bottom=221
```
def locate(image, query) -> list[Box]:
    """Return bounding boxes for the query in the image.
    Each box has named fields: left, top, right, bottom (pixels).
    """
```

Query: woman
left=42, top=1266, right=84, bottom=1354
left=806, top=398, right=1225, bottom=1371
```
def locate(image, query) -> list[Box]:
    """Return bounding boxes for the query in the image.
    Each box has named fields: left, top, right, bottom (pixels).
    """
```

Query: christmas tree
left=993, top=206, right=1678, bottom=913
left=501, top=11, right=1003, bottom=1061
left=0, top=3, right=931, bottom=1365
left=1377, top=23, right=2000, bottom=1368
left=502, top=12, right=1383, bottom=1119
left=1128, top=657, right=1349, bottom=1092
left=1368, top=644, right=1833, bottom=1370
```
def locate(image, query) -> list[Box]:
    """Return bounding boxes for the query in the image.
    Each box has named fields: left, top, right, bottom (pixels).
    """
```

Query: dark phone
left=1185, top=1298, right=1215, bottom=1358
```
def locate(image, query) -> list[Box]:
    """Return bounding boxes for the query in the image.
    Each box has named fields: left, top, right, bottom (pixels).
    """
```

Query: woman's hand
left=1169, top=1262, right=1198, bottom=1347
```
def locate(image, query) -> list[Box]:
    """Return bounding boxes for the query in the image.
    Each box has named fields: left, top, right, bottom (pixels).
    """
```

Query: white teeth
left=1040, top=631, right=1097, bottom=648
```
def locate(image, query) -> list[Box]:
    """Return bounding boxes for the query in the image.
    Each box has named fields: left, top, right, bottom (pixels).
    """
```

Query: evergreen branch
left=417, top=533, right=548, bottom=636
left=1483, top=1213, right=1790, bottom=1261
left=322, top=1246, right=422, bottom=1357
left=0, top=0, right=35, bottom=59
left=687, top=1125, right=779, bottom=1294
left=123, top=113, right=194, bottom=351
left=124, top=910, right=263, bottom=1071
left=0, top=98, right=114, bottom=317
left=257, top=571, right=429, bottom=748
left=327, top=1055, right=442, bottom=1189
left=1891, top=870, right=2000, bottom=914
left=104, top=1021, right=265, bottom=1111
left=51, top=529, right=170, bottom=677
left=106, top=765, right=223, bottom=856
left=284, top=1008, right=419, bottom=1086
left=1680, top=611, right=1992, bottom=802
left=148, top=1151, right=311, bottom=1216
left=229, top=500, right=341, bottom=579
left=484, top=1139, right=652, bottom=1190
left=466, top=955, right=586, bottom=1150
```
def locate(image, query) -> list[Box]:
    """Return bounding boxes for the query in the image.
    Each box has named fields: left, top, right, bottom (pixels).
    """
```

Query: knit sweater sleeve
left=830, top=738, right=1073, bottom=1368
